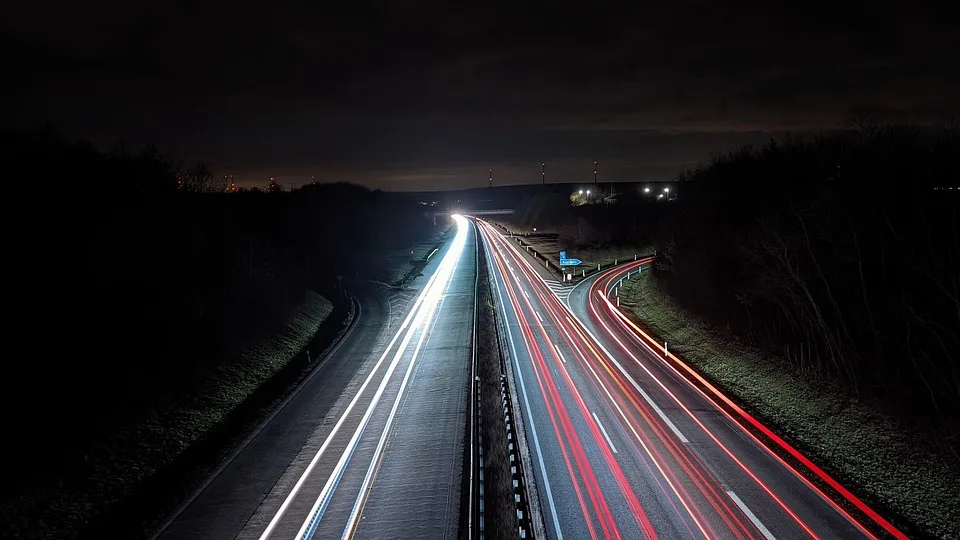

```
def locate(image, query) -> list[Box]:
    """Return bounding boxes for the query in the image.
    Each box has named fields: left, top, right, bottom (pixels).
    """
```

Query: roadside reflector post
left=615, top=258, right=618, bottom=265
left=582, top=269, right=586, bottom=278
left=617, top=296, right=620, bottom=306
left=664, top=341, right=668, bottom=358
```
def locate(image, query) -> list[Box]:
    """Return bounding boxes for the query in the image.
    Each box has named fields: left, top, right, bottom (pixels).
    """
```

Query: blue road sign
left=559, top=251, right=582, bottom=266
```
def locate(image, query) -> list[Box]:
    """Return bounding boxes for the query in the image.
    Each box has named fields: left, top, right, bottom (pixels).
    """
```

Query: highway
left=476, top=218, right=904, bottom=540
left=157, top=214, right=476, bottom=540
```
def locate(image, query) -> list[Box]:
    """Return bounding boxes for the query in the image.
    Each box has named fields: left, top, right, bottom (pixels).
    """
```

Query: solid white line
left=485, top=231, right=564, bottom=540
left=341, top=294, right=447, bottom=538
left=295, top=220, right=469, bottom=538
left=258, top=246, right=446, bottom=539
left=591, top=412, right=618, bottom=454
left=727, top=490, right=777, bottom=540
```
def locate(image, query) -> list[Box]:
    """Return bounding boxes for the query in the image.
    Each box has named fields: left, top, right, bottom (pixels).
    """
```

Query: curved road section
left=158, top=215, right=476, bottom=540
left=477, top=218, right=903, bottom=540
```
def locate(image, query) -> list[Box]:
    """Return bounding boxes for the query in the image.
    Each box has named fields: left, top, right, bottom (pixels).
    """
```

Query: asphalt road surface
left=157, top=215, right=476, bottom=540
left=476, top=219, right=904, bottom=540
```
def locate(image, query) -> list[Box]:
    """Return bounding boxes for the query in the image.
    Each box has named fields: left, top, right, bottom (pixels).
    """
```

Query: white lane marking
left=592, top=412, right=618, bottom=454
left=535, top=311, right=544, bottom=323
left=484, top=229, right=564, bottom=540
left=560, top=297, right=694, bottom=448
left=341, top=294, right=448, bottom=538
left=727, top=490, right=777, bottom=540
left=259, top=235, right=451, bottom=539
left=296, top=220, right=469, bottom=538
left=635, top=384, right=689, bottom=443
left=488, top=229, right=692, bottom=443
left=557, top=350, right=566, bottom=364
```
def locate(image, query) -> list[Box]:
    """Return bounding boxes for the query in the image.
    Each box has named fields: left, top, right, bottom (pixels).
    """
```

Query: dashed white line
left=727, top=490, right=777, bottom=540
left=635, top=385, right=689, bottom=443
left=592, top=412, right=618, bottom=454
left=535, top=311, right=544, bottom=323
left=557, top=350, right=566, bottom=364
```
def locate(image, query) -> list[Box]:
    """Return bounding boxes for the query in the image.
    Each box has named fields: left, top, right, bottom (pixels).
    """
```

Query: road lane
left=477, top=219, right=893, bottom=539
left=159, top=215, right=475, bottom=540
left=479, top=220, right=763, bottom=540
left=572, top=261, right=904, bottom=539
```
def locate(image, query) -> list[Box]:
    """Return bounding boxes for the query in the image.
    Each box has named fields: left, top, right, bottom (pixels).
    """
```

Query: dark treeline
left=651, top=124, right=960, bottom=447
left=2, top=127, right=435, bottom=490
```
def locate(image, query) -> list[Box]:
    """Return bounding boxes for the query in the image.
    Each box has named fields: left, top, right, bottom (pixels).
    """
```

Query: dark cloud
left=4, top=1, right=958, bottom=189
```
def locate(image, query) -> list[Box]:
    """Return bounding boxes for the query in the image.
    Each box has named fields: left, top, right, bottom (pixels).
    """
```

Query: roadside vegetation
left=621, top=272, right=959, bottom=538
left=495, top=121, right=960, bottom=537
left=1, top=127, right=441, bottom=539
left=6, top=292, right=336, bottom=539
left=623, top=123, right=958, bottom=538
left=378, top=225, right=453, bottom=287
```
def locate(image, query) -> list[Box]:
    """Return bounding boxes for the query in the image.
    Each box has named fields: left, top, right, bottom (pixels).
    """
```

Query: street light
left=643, top=187, right=650, bottom=193
left=658, top=193, right=664, bottom=199
left=586, top=190, right=591, bottom=195
left=664, top=187, right=670, bottom=193
left=578, top=190, right=584, bottom=194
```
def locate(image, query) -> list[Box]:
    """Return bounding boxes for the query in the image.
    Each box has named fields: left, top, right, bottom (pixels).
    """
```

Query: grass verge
left=379, top=225, right=453, bottom=287
left=491, top=221, right=650, bottom=272
left=1, top=291, right=338, bottom=540
left=620, top=272, right=960, bottom=539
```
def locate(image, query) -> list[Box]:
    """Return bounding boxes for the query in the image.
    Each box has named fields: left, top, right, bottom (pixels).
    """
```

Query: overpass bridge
left=428, top=208, right=514, bottom=224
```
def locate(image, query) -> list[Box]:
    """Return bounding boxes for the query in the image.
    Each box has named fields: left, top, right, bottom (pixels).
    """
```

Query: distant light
left=578, top=190, right=584, bottom=194
left=586, top=190, right=591, bottom=195
left=664, top=187, right=670, bottom=193
left=658, top=193, right=664, bottom=199
left=643, top=187, right=650, bottom=193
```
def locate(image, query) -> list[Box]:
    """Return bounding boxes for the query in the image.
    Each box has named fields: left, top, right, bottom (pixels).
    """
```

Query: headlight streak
left=260, top=215, right=470, bottom=540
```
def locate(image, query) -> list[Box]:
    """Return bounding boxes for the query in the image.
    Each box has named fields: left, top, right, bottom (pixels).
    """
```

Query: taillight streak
left=589, top=288, right=824, bottom=538
left=485, top=226, right=616, bottom=539
left=511, top=251, right=751, bottom=540
left=484, top=222, right=767, bottom=539
left=590, top=263, right=905, bottom=539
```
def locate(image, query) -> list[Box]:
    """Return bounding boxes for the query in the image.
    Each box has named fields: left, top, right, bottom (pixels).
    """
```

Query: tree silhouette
left=181, top=161, right=224, bottom=193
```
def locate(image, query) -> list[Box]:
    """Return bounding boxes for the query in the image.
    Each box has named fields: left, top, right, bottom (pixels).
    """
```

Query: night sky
left=5, top=2, right=958, bottom=190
